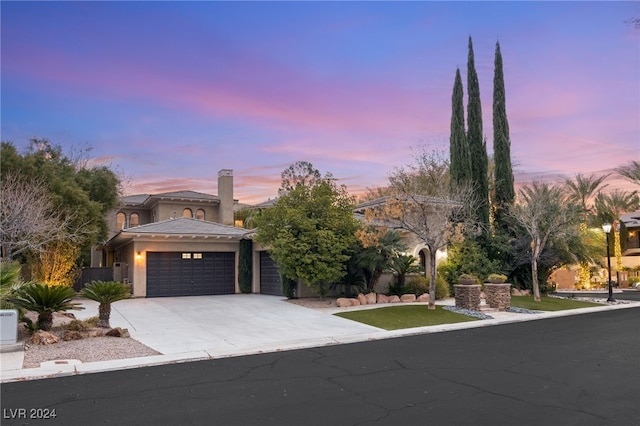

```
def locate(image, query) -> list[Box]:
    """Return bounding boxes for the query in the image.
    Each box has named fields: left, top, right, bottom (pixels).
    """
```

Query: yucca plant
left=81, top=281, right=130, bottom=328
left=9, top=283, right=83, bottom=331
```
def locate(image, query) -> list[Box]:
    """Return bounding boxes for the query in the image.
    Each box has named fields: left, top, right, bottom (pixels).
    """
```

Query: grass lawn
left=334, top=305, right=480, bottom=330
left=510, top=296, right=604, bottom=311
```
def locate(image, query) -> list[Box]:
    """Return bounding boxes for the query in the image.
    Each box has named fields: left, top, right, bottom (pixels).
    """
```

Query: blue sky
left=2, top=1, right=638, bottom=203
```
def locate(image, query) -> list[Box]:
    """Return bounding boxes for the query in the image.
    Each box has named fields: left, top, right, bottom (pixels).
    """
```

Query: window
left=193, top=253, right=202, bottom=259
left=116, top=212, right=126, bottom=230
left=196, top=209, right=205, bottom=220
left=183, top=208, right=193, bottom=218
left=130, top=212, right=139, bottom=227
left=182, top=253, right=192, bottom=259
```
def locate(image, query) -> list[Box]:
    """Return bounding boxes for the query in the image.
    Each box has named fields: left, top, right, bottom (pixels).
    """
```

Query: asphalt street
left=2, top=308, right=638, bottom=426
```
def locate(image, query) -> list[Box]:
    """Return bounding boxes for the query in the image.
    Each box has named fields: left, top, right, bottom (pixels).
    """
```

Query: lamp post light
left=602, top=223, right=615, bottom=302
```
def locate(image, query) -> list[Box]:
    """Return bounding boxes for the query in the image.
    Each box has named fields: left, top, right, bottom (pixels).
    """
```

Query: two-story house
left=93, top=170, right=282, bottom=298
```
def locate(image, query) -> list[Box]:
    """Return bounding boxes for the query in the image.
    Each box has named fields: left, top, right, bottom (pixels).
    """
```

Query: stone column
left=484, top=283, right=511, bottom=310
left=454, top=285, right=482, bottom=311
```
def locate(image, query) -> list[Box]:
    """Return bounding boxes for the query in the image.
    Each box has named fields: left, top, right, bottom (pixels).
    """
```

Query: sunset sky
left=2, top=1, right=638, bottom=204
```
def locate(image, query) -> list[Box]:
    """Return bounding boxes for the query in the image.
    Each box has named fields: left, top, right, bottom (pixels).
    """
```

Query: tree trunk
left=531, top=255, right=541, bottom=302
left=369, top=269, right=382, bottom=292
left=37, top=312, right=53, bottom=331
left=98, top=303, right=111, bottom=328
left=428, top=247, right=437, bottom=310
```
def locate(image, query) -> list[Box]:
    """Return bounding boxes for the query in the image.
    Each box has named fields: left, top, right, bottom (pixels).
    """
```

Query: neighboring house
left=621, top=211, right=640, bottom=257
left=93, top=170, right=282, bottom=298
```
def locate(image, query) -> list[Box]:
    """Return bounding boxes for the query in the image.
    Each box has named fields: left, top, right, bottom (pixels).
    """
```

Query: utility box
left=0, top=310, right=18, bottom=345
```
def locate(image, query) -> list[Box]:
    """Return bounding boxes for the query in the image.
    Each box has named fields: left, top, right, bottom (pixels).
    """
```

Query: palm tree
left=615, top=161, right=640, bottom=186
left=81, top=281, right=131, bottom=328
left=388, top=254, right=423, bottom=288
left=355, top=229, right=405, bottom=291
left=564, top=173, right=609, bottom=288
left=565, top=173, right=609, bottom=221
left=9, top=283, right=83, bottom=331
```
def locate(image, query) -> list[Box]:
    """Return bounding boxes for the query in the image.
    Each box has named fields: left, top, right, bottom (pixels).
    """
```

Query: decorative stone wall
left=484, top=283, right=511, bottom=311
left=454, top=285, right=481, bottom=311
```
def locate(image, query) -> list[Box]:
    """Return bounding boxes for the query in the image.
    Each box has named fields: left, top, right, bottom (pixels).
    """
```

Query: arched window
left=196, top=209, right=205, bottom=220
left=183, top=208, right=193, bottom=218
left=130, top=212, right=140, bottom=227
left=116, top=212, right=126, bottom=230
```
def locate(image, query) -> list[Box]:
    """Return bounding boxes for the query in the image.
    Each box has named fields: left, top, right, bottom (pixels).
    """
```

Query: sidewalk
left=2, top=296, right=638, bottom=383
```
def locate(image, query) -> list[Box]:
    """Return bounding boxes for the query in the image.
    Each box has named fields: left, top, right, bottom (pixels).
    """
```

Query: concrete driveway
left=75, top=294, right=384, bottom=358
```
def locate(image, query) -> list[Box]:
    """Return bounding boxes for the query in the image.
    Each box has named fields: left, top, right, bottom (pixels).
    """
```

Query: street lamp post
left=602, top=223, right=616, bottom=302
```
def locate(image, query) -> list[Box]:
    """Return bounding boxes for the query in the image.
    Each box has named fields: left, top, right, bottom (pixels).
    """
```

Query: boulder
left=416, top=293, right=430, bottom=303
left=106, top=327, right=130, bottom=338
left=365, top=292, right=377, bottom=304
left=357, top=293, right=368, bottom=305
left=31, top=330, right=60, bottom=345
left=336, top=298, right=352, bottom=308
left=400, top=294, right=417, bottom=303
left=376, top=294, right=390, bottom=304
left=62, top=330, right=84, bottom=341
left=521, top=289, right=531, bottom=296
left=349, top=298, right=361, bottom=306
left=511, top=288, right=522, bottom=296
left=388, top=295, right=401, bottom=303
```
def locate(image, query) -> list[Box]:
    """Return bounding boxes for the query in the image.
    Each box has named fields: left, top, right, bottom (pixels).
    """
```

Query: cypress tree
left=449, top=68, right=471, bottom=189
left=492, top=41, right=515, bottom=228
left=467, top=36, right=490, bottom=230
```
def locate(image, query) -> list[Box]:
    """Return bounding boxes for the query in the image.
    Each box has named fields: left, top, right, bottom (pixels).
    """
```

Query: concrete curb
left=2, top=301, right=638, bottom=383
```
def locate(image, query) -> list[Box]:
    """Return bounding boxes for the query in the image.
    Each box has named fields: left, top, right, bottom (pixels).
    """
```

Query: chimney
left=218, top=169, right=234, bottom=225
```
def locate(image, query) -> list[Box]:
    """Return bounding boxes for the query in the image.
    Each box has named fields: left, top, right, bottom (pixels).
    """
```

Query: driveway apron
left=75, top=294, right=382, bottom=357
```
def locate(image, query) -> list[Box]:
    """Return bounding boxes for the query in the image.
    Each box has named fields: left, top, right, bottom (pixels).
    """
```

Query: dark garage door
left=147, top=252, right=235, bottom=297
left=260, top=252, right=282, bottom=296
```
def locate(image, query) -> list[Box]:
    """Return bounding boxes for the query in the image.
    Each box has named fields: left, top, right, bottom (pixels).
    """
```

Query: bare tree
left=362, top=150, right=476, bottom=309
left=509, top=182, right=581, bottom=301
left=0, top=173, right=83, bottom=259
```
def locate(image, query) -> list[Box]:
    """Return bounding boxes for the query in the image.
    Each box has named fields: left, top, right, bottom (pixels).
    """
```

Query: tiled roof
left=120, top=191, right=220, bottom=207
left=121, top=217, right=247, bottom=237
left=621, top=211, right=640, bottom=228
left=151, top=190, right=219, bottom=201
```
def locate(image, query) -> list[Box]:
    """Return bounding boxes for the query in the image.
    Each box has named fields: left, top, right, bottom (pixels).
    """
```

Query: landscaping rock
left=511, top=288, right=522, bottom=296
left=365, top=292, right=377, bottom=304
left=376, top=294, right=390, bottom=304
left=336, top=298, right=352, bottom=308
left=521, top=289, right=531, bottom=296
left=357, top=293, right=368, bottom=305
left=31, top=330, right=60, bottom=345
left=106, top=327, right=130, bottom=338
left=388, top=295, right=401, bottom=303
left=62, top=331, right=84, bottom=341
left=349, top=298, right=361, bottom=306
left=416, top=293, right=429, bottom=303
left=400, top=294, right=417, bottom=303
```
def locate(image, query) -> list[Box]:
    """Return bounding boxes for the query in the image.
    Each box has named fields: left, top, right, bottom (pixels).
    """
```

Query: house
left=93, top=170, right=282, bottom=298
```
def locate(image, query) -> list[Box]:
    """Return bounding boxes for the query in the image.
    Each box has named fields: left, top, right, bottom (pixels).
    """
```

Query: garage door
left=259, top=252, right=282, bottom=296
left=147, top=252, right=235, bottom=297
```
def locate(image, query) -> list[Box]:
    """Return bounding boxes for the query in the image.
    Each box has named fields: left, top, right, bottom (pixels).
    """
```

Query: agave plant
left=9, top=283, right=83, bottom=331
left=81, top=281, right=131, bottom=328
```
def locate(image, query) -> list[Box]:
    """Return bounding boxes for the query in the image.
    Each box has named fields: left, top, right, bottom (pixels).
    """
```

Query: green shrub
left=487, top=273, right=507, bottom=283
left=0, top=259, right=29, bottom=311
left=406, top=275, right=429, bottom=296
left=238, top=239, right=253, bottom=293
left=9, top=283, right=83, bottom=331
left=435, top=275, right=450, bottom=299
left=281, top=274, right=297, bottom=299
